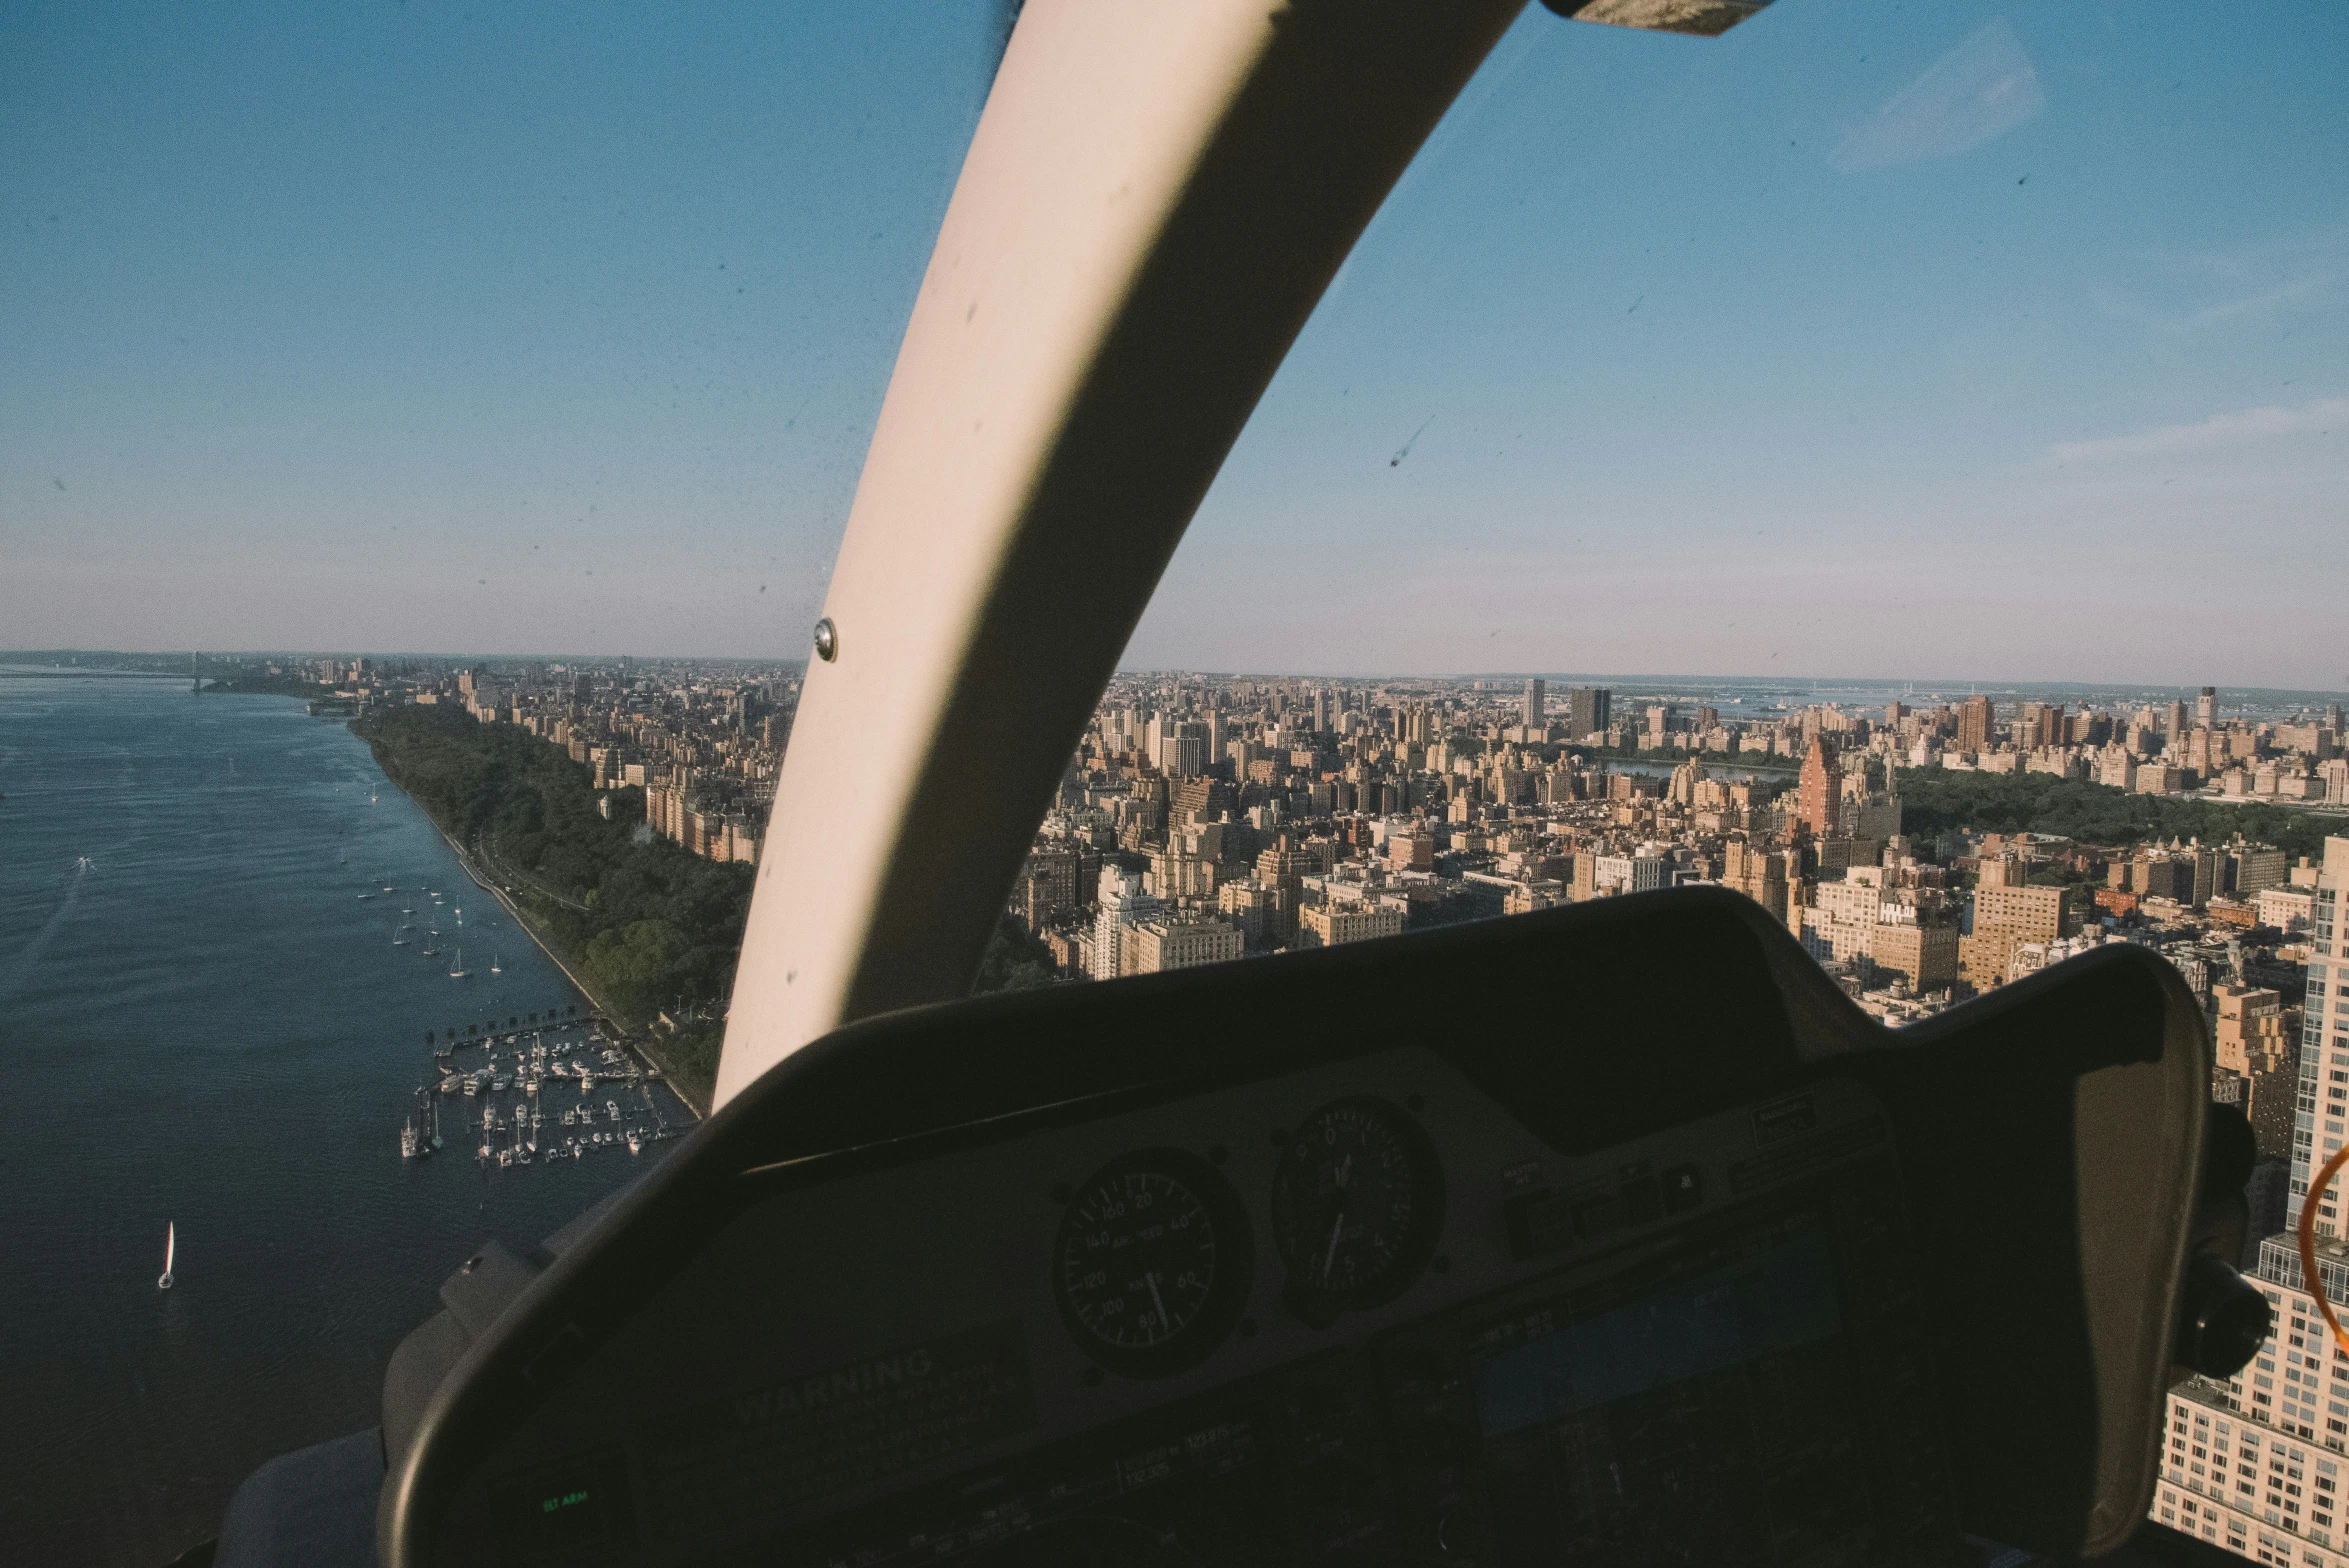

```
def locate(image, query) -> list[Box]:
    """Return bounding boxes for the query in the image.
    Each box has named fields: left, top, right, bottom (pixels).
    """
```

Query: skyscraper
left=1567, top=686, right=1611, bottom=741
left=2287, top=836, right=2348, bottom=1236
left=1794, top=736, right=1840, bottom=839
left=1523, top=678, right=1545, bottom=731
left=2150, top=836, right=2349, bottom=1555
left=1091, top=866, right=1163, bottom=980
left=1956, top=695, right=1994, bottom=754
left=2198, top=686, right=2219, bottom=730
left=2036, top=701, right=2066, bottom=750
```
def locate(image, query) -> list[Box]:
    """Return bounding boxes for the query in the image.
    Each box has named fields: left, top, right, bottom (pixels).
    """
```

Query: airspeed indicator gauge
left=1270, top=1096, right=1444, bottom=1322
left=1053, top=1148, right=1253, bottom=1379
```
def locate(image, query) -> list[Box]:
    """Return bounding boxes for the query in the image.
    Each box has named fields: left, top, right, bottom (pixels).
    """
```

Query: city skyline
left=10, top=649, right=2347, bottom=707
left=6, top=2, right=2343, bottom=682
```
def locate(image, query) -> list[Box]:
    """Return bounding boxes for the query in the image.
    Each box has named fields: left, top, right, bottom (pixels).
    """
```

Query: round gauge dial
left=1271, top=1097, right=1444, bottom=1317
left=1053, top=1149, right=1252, bottom=1378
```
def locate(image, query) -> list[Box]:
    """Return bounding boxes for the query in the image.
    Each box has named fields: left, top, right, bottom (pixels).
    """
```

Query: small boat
left=356, top=893, right=371, bottom=901
left=393, top=923, right=410, bottom=947
left=448, top=947, right=469, bottom=980
left=157, top=1222, right=176, bottom=1290
left=627, top=1129, right=642, bottom=1156
left=490, top=954, right=502, bottom=974
left=606, top=1100, right=620, bottom=1122
left=401, top=1124, right=419, bottom=1159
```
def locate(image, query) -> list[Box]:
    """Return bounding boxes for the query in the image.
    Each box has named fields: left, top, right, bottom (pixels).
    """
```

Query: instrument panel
left=432, top=1048, right=1957, bottom=1567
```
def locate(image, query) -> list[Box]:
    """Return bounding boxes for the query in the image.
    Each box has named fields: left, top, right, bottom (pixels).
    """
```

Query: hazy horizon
left=9, top=649, right=2343, bottom=705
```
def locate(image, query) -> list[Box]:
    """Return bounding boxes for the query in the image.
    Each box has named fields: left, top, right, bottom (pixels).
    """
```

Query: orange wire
left=2299, top=1144, right=2349, bottom=1358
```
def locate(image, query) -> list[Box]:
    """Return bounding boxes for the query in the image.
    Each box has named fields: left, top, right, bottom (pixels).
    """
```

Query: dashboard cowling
left=378, top=886, right=2209, bottom=1566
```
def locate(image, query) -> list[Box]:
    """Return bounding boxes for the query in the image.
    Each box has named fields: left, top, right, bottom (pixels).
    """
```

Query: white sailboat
left=393, top=922, right=410, bottom=947
left=490, top=953, right=502, bottom=974
left=448, top=946, right=469, bottom=979
left=157, top=1222, right=175, bottom=1290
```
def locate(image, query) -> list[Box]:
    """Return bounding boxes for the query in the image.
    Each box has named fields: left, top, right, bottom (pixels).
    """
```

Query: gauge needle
left=1146, top=1270, right=1169, bottom=1334
left=1320, top=1154, right=1353, bottom=1283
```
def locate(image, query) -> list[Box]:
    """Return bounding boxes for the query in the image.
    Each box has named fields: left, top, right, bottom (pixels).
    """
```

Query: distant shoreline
left=0, top=669, right=189, bottom=680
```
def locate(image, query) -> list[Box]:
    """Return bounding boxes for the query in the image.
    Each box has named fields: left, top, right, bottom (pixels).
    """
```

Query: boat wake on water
left=0, top=857, right=91, bottom=1006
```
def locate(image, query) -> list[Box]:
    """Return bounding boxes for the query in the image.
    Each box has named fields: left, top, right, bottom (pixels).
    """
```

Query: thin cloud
left=2048, top=398, right=2349, bottom=466
left=1830, top=20, right=2045, bottom=173
left=2092, top=273, right=2336, bottom=335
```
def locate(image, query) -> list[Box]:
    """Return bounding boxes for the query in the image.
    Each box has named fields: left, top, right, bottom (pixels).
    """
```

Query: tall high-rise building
left=2198, top=686, right=2220, bottom=730
left=2035, top=702, right=2066, bottom=749
left=1567, top=686, right=1611, bottom=741
left=1091, top=866, right=1163, bottom=980
left=1523, top=678, right=1545, bottom=730
left=2288, top=838, right=2349, bottom=1235
left=1794, top=737, right=1840, bottom=838
left=2148, top=838, right=2349, bottom=1556
left=1956, top=695, right=1994, bottom=754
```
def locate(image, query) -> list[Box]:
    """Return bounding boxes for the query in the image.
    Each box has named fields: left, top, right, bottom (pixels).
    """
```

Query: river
left=0, top=672, right=687, bottom=1565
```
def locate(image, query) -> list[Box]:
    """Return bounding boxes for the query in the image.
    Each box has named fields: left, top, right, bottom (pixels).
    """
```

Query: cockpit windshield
left=2, top=2, right=2343, bottom=1563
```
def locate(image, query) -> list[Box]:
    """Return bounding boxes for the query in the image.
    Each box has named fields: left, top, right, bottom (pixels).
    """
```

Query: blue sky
left=5, top=1, right=2344, bottom=688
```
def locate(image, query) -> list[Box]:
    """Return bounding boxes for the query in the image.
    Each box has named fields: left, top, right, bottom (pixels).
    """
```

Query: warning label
left=639, top=1320, right=1035, bottom=1540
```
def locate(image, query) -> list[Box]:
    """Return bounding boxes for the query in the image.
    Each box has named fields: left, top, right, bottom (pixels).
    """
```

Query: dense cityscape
left=20, top=648, right=2349, bottom=1562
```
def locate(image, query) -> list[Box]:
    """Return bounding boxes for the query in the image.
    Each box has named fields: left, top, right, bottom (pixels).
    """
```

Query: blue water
left=0, top=674, right=690, bottom=1565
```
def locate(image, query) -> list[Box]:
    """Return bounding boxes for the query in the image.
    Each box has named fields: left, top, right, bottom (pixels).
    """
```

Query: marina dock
left=399, top=1012, right=687, bottom=1171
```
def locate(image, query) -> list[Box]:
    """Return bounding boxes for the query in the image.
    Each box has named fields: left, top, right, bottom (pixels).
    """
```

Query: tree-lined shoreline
left=353, top=704, right=750, bottom=1109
